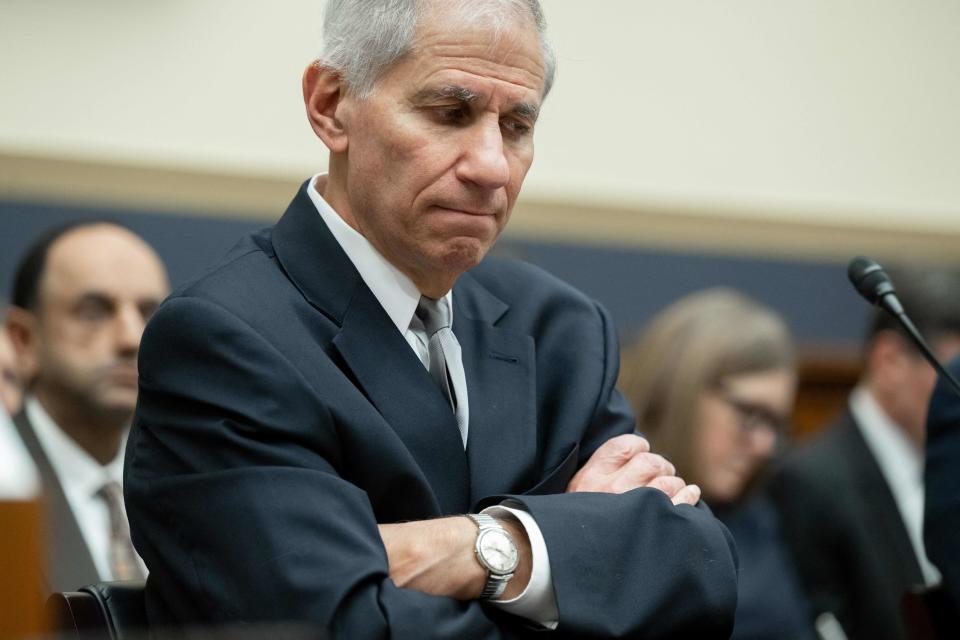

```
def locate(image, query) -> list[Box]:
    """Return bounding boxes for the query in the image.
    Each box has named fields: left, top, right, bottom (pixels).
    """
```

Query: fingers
left=590, top=434, right=651, bottom=470
left=607, top=452, right=674, bottom=493
left=670, top=484, right=702, bottom=506
left=565, top=434, right=702, bottom=506
left=566, top=434, right=650, bottom=492
left=644, top=475, right=687, bottom=498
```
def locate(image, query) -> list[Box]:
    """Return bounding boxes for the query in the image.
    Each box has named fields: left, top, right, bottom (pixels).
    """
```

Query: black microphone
left=847, top=256, right=960, bottom=398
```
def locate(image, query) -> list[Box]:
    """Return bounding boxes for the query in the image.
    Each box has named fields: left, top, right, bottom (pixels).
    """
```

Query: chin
left=96, top=389, right=138, bottom=415
left=709, top=480, right=745, bottom=505
left=437, top=238, right=489, bottom=272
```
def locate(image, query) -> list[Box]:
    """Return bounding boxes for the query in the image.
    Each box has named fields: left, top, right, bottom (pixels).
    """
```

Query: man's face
left=329, top=7, right=545, bottom=293
left=24, top=225, right=169, bottom=423
left=871, top=330, right=960, bottom=447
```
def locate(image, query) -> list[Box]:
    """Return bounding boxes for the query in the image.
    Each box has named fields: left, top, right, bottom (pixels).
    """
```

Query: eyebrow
left=414, top=84, right=540, bottom=123
left=511, top=100, right=540, bottom=123
left=74, top=291, right=114, bottom=306
left=414, top=84, right=480, bottom=104
left=71, top=291, right=163, bottom=307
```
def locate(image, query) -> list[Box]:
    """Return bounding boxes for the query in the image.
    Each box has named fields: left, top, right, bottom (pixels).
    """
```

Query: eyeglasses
left=716, top=389, right=790, bottom=438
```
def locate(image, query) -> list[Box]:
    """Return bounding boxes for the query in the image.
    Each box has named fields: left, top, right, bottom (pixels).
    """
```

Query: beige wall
left=2, top=1, right=959, bottom=260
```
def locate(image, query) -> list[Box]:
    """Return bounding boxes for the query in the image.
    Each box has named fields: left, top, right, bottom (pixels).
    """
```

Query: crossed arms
left=126, top=284, right=738, bottom=638
left=380, top=434, right=703, bottom=601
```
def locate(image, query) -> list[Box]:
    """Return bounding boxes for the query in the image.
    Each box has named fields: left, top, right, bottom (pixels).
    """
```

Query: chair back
left=47, top=581, right=147, bottom=640
left=902, top=584, right=960, bottom=640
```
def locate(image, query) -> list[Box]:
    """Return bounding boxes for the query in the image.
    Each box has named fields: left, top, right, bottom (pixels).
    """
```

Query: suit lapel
left=12, top=410, right=100, bottom=592
left=273, top=182, right=469, bottom=515
left=844, top=417, right=925, bottom=585
left=332, top=286, right=470, bottom=515
left=454, top=272, right=538, bottom=505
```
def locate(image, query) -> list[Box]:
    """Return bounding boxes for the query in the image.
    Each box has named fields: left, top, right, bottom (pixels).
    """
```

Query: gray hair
left=319, top=0, right=556, bottom=99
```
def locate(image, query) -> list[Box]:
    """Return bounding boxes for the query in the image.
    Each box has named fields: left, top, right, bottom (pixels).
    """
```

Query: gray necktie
left=98, top=481, right=145, bottom=581
left=416, top=296, right=469, bottom=446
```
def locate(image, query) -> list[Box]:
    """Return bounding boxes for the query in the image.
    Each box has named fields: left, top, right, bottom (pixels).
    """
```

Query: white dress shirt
left=25, top=396, right=147, bottom=581
left=849, top=386, right=941, bottom=586
left=0, top=409, right=39, bottom=499
left=307, top=174, right=558, bottom=627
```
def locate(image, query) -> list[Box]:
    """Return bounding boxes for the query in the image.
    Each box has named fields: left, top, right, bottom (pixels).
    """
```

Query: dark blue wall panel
left=495, top=239, right=868, bottom=345
left=0, top=200, right=266, bottom=299
left=1, top=200, right=869, bottom=347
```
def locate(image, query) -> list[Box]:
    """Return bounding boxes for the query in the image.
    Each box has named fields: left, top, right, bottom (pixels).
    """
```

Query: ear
left=4, top=307, right=39, bottom=382
left=303, top=61, right=350, bottom=153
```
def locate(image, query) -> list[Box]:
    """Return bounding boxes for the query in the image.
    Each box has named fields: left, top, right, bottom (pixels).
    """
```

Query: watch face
left=478, top=528, right=519, bottom=574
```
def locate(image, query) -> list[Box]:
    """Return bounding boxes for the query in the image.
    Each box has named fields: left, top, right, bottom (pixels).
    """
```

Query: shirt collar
left=849, top=385, right=923, bottom=486
left=306, top=173, right=454, bottom=333
left=25, top=395, right=124, bottom=500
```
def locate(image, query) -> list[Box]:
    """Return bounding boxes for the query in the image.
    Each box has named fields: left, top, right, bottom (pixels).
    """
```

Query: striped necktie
left=98, top=481, right=145, bottom=581
left=416, top=296, right=469, bottom=446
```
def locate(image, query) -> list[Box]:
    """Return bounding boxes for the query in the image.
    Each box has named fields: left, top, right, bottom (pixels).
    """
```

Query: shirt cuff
left=481, top=502, right=559, bottom=630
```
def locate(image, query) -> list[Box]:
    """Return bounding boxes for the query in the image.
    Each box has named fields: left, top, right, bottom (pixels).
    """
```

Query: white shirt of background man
left=26, top=396, right=147, bottom=581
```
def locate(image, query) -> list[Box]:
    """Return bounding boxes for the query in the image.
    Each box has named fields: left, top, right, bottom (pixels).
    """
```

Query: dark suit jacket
left=12, top=409, right=100, bottom=594
left=124, top=183, right=738, bottom=639
left=715, top=493, right=813, bottom=640
left=924, top=355, right=960, bottom=610
left=769, top=412, right=924, bottom=640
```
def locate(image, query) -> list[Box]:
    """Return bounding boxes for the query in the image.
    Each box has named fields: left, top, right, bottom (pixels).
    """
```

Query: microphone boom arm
left=848, top=256, right=960, bottom=399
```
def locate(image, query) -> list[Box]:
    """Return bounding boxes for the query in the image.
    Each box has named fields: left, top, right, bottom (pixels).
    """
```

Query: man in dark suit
left=125, top=1, right=739, bottom=637
left=770, top=269, right=960, bottom=640
left=5, top=221, right=169, bottom=593
left=924, top=354, right=960, bottom=610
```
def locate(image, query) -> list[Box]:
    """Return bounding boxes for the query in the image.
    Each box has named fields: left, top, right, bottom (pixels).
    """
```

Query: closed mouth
left=434, top=205, right=497, bottom=217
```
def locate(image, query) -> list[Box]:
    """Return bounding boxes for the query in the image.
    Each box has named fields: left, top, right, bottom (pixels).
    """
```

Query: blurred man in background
left=770, top=267, right=960, bottom=640
left=5, top=221, right=169, bottom=593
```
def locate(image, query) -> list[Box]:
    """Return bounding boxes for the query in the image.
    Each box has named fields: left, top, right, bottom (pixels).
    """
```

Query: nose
left=115, top=304, right=145, bottom=355
left=455, top=119, right=510, bottom=190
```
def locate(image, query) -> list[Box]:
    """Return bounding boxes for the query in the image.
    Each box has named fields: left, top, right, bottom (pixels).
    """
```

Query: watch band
left=468, top=513, right=516, bottom=600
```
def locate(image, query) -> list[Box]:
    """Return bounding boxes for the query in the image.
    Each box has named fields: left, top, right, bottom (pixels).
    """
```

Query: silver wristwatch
left=468, top=513, right=519, bottom=600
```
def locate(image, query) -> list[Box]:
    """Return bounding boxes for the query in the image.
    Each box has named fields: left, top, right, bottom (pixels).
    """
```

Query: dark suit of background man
left=125, top=0, right=739, bottom=637
left=4, top=222, right=170, bottom=594
left=770, top=267, right=960, bottom=640
left=924, top=354, right=960, bottom=611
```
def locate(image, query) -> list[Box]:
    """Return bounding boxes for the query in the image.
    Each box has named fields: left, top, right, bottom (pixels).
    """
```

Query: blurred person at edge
left=924, top=353, right=960, bottom=611
left=769, top=266, right=960, bottom=640
left=620, top=288, right=814, bottom=640
left=5, top=221, right=170, bottom=594
left=0, top=311, right=24, bottom=414
left=1, top=300, right=34, bottom=498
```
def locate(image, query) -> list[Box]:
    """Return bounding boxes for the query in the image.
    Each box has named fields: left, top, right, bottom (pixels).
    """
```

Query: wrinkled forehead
left=401, top=4, right=546, bottom=95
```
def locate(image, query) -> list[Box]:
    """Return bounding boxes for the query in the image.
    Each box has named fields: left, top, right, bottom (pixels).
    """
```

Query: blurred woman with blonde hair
left=620, top=288, right=813, bottom=640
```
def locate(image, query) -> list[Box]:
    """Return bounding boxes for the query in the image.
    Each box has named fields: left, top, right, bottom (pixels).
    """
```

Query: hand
left=566, top=434, right=701, bottom=505
left=378, top=516, right=532, bottom=600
